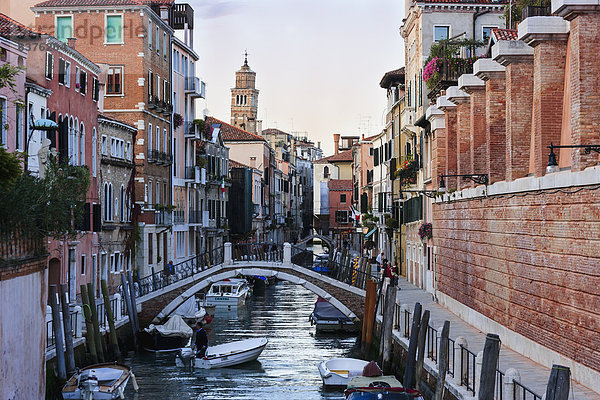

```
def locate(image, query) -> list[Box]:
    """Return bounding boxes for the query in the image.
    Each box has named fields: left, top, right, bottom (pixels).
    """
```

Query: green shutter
left=106, top=15, right=123, bottom=43
left=56, top=16, right=72, bottom=43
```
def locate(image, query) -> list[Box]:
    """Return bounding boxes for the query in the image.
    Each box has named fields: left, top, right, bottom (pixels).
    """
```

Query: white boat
left=62, top=363, right=138, bottom=399
left=176, top=337, right=268, bottom=369
left=318, top=358, right=371, bottom=387
left=140, top=315, right=193, bottom=352
left=205, top=278, right=251, bottom=307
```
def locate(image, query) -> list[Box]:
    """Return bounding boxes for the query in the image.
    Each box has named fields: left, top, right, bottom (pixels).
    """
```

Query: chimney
left=333, top=133, right=340, bottom=154
left=67, top=37, right=77, bottom=49
left=160, top=6, right=170, bottom=24
left=317, top=141, right=321, bottom=149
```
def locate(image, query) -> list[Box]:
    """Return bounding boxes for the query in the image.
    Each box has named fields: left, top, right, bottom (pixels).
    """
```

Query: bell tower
left=230, top=51, right=260, bottom=134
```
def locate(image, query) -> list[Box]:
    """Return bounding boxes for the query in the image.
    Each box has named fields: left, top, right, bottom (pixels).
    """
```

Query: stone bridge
left=296, top=234, right=334, bottom=250
left=136, top=244, right=366, bottom=327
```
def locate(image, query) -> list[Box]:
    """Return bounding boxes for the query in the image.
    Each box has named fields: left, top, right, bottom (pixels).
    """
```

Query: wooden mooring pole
left=86, top=283, right=105, bottom=362
left=59, top=284, right=76, bottom=375
left=80, top=285, right=98, bottom=364
left=121, top=273, right=137, bottom=347
left=403, top=302, right=422, bottom=389
left=127, top=271, right=140, bottom=333
left=100, top=279, right=120, bottom=359
left=415, top=309, right=430, bottom=388
left=545, top=365, right=571, bottom=400
left=478, top=333, right=501, bottom=400
left=48, top=285, right=67, bottom=380
left=434, top=321, right=450, bottom=400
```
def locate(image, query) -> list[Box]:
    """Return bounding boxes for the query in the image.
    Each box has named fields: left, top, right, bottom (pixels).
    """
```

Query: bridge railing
left=290, top=245, right=376, bottom=291
left=232, top=242, right=283, bottom=262
left=137, top=245, right=224, bottom=297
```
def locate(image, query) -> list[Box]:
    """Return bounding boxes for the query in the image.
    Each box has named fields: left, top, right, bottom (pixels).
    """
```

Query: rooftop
left=328, top=179, right=352, bottom=191
left=380, top=67, right=405, bottom=89
left=0, top=12, right=41, bottom=37
left=229, top=159, right=251, bottom=169
left=207, top=116, right=266, bottom=143
left=492, top=28, right=518, bottom=41
left=314, top=149, right=353, bottom=164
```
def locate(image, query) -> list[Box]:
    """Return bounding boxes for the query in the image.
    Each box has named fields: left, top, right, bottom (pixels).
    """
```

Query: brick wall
left=433, top=189, right=600, bottom=372
left=456, top=102, right=471, bottom=189
left=444, top=107, right=458, bottom=189
left=485, top=75, right=506, bottom=184
left=469, top=88, right=487, bottom=176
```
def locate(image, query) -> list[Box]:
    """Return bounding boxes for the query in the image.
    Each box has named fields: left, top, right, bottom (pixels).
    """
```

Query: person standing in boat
left=194, top=321, right=208, bottom=357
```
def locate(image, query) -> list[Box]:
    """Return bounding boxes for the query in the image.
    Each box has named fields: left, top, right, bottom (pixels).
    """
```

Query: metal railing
left=188, top=210, right=202, bottom=224
left=46, top=309, right=79, bottom=350
left=233, top=243, right=283, bottom=262
left=496, top=369, right=505, bottom=400
left=513, top=381, right=542, bottom=400
left=427, top=324, right=438, bottom=362
left=1, top=223, right=46, bottom=266
left=522, top=5, right=551, bottom=19
left=173, top=210, right=185, bottom=224
left=154, top=209, right=172, bottom=225
left=136, top=245, right=224, bottom=297
left=460, top=345, right=477, bottom=395
left=184, top=166, right=195, bottom=180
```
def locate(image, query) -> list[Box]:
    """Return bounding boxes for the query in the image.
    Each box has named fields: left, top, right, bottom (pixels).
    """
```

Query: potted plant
left=173, top=113, right=183, bottom=129
left=418, top=222, right=433, bottom=241
left=395, top=155, right=419, bottom=187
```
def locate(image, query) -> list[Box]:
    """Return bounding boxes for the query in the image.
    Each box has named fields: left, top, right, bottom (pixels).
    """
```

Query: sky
left=189, top=0, right=405, bottom=156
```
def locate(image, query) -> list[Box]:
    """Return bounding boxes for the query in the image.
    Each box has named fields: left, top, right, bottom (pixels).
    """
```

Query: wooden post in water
left=380, top=283, right=396, bottom=372
left=121, top=273, right=137, bottom=347
left=86, top=283, right=105, bottom=362
left=59, top=284, right=76, bottom=375
left=415, top=309, right=430, bottom=388
left=478, top=333, right=501, bottom=400
left=101, top=279, right=120, bottom=359
left=362, top=279, right=377, bottom=351
left=403, top=302, right=422, bottom=389
left=49, top=285, right=67, bottom=380
left=80, top=285, right=98, bottom=364
left=127, top=271, right=140, bottom=333
left=434, top=321, right=450, bottom=400
left=545, top=365, right=571, bottom=400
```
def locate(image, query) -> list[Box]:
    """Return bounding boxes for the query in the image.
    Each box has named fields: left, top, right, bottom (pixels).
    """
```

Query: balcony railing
left=189, top=210, right=202, bottom=224
left=185, top=77, right=205, bottom=98
left=1, top=223, right=46, bottom=266
left=173, top=210, right=185, bottom=224
left=427, top=57, right=476, bottom=100
left=184, top=166, right=195, bottom=180
left=155, top=209, right=172, bottom=226
left=522, top=5, right=551, bottom=19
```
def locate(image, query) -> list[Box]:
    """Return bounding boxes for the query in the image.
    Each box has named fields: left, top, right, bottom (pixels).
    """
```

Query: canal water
left=124, top=277, right=362, bottom=399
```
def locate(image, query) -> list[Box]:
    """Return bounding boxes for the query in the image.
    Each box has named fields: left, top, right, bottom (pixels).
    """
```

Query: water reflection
left=124, top=279, right=361, bottom=399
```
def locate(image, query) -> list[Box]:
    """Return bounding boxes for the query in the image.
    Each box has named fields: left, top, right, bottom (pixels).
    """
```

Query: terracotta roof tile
left=492, top=28, right=518, bottom=41
left=328, top=179, right=352, bottom=191
left=319, top=149, right=353, bottom=163
left=380, top=67, right=405, bottom=88
left=262, top=128, right=290, bottom=136
left=229, top=159, right=251, bottom=169
left=98, top=113, right=136, bottom=130
left=207, top=116, right=266, bottom=142
left=0, top=12, right=41, bottom=37
left=418, top=0, right=507, bottom=3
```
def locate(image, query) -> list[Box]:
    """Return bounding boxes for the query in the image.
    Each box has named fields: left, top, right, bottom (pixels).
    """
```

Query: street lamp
left=438, top=174, right=489, bottom=192
left=546, top=142, right=600, bottom=174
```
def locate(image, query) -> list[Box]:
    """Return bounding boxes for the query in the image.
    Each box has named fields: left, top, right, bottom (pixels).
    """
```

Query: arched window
left=108, top=183, right=113, bottom=221
left=120, top=185, right=125, bottom=222
left=323, top=166, right=329, bottom=178
left=79, top=122, right=85, bottom=165
left=103, top=183, right=109, bottom=221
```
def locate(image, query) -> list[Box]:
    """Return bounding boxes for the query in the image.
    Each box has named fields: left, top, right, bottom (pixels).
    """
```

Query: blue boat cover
left=312, top=298, right=349, bottom=322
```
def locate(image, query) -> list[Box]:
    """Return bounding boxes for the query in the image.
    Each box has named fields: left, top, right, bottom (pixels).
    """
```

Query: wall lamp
left=438, top=174, right=489, bottom=192
left=399, top=189, right=439, bottom=199
left=546, top=142, right=600, bottom=174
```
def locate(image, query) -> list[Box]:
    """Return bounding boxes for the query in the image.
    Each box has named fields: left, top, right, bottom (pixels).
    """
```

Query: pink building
left=327, top=179, right=353, bottom=246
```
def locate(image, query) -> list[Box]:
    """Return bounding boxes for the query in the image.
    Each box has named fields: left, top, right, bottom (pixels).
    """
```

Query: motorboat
left=62, top=363, right=138, bottom=399
left=310, top=297, right=358, bottom=333
left=318, top=358, right=371, bottom=387
left=344, top=376, right=423, bottom=400
left=312, top=253, right=330, bottom=273
left=139, top=315, right=193, bottom=352
left=205, top=278, right=251, bottom=307
left=173, top=296, right=208, bottom=327
left=175, top=337, right=268, bottom=369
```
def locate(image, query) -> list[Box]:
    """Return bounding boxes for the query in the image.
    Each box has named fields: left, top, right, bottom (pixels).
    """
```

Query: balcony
left=189, top=210, right=202, bottom=224
left=185, top=77, right=205, bottom=98
left=172, top=3, right=194, bottom=30
left=521, top=5, right=551, bottom=19
left=184, top=122, right=202, bottom=140
left=147, top=94, right=157, bottom=109
left=154, top=209, right=172, bottom=226
left=426, top=57, right=476, bottom=101
left=173, top=210, right=185, bottom=224
left=184, top=166, right=195, bottom=180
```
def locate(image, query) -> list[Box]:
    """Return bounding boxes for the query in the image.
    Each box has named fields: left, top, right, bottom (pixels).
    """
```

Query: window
left=340, top=194, right=347, bottom=203
left=107, top=66, right=122, bottom=94
left=75, top=67, right=80, bottom=91
left=323, top=166, right=329, bottom=179
left=92, top=128, right=97, bottom=177
left=56, top=15, right=73, bottom=43
left=335, top=210, right=348, bottom=224
left=434, top=25, right=449, bottom=42
left=156, top=126, right=160, bottom=151
left=80, top=70, right=87, bottom=95
left=1, top=98, right=7, bottom=145
left=148, top=70, right=154, bottom=100
left=45, top=52, right=53, bottom=80
left=148, top=180, right=152, bottom=204
left=120, top=185, right=125, bottom=222
left=79, top=123, right=85, bottom=165
left=148, top=123, right=152, bottom=152
left=156, top=25, right=159, bottom=54
left=101, top=135, right=107, bottom=155
left=157, top=75, right=161, bottom=101
left=110, top=254, right=115, bottom=273
left=369, top=147, right=373, bottom=156
left=106, top=15, right=123, bottom=44
left=64, top=61, right=71, bottom=87
left=92, top=78, right=99, bottom=101
left=81, top=254, right=86, bottom=275
left=163, top=128, right=167, bottom=154
left=156, top=182, right=160, bottom=205
left=148, top=19, right=152, bottom=48
left=126, top=141, right=131, bottom=160
left=148, top=233, right=153, bottom=263
left=482, top=26, right=496, bottom=42
left=163, top=32, right=167, bottom=58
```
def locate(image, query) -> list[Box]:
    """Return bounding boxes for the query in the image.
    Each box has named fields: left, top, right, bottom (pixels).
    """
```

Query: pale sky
left=190, top=0, right=405, bottom=156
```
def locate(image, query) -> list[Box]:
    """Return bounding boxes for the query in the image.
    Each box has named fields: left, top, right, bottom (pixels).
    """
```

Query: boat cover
left=144, top=315, right=193, bottom=338
left=312, top=298, right=349, bottom=322
left=174, top=297, right=206, bottom=318
left=80, top=368, right=123, bottom=386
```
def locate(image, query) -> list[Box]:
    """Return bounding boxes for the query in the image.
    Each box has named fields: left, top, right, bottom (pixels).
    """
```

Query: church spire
left=244, top=49, right=248, bottom=67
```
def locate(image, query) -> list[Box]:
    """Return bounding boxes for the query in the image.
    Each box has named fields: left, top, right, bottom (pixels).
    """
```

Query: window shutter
left=58, top=59, right=65, bottom=84
left=93, top=203, right=101, bottom=231
left=80, top=72, right=87, bottom=94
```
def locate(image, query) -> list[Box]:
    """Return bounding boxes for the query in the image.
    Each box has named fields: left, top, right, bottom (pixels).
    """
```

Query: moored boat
left=310, top=297, right=358, bottom=333
left=205, top=278, right=251, bottom=307
left=176, top=337, right=268, bottom=369
left=62, top=363, right=138, bottom=400
left=318, top=358, right=371, bottom=387
left=344, top=376, right=423, bottom=400
left=173, top=295, right=208, bottom=327
left=139, top=315, right=193, bottom=352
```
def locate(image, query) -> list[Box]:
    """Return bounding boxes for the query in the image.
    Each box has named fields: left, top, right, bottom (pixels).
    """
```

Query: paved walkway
left=395, top=278, right=599, bottom=400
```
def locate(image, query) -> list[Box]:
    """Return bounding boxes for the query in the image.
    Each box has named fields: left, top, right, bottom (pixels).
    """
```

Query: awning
left=364, top=227, right=377, bottom=238
left=414, top=113, right=430, bottom=129
left=31, top=119, right=58, bottom=131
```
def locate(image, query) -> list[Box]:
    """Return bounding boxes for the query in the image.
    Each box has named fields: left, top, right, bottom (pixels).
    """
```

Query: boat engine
left=177, top=348, right=195, bottom=368
left=78, top=369, right=99, bottom=396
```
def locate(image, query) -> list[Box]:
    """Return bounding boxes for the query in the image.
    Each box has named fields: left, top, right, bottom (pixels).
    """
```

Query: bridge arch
left=296, top=234, right=334, bottom=250
left=151, top=266, right=363, bottom=324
